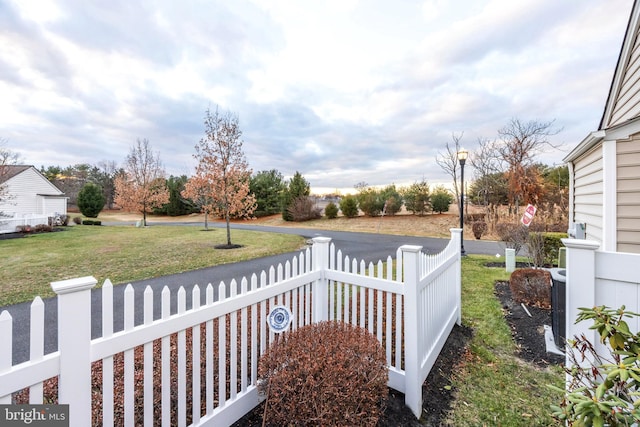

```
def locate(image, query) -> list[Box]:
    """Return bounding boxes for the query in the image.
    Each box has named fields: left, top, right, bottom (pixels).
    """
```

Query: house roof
left=566, top=0, right=640, bottom=162
left=0, top=165, right=31, bottom=184
left=0, top=165, right=65, bottom=196
left=599, top=0, right=640, bottom=130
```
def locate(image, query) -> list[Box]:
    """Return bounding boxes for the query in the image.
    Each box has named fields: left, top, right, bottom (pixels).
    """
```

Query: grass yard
left=442, top=255, right=564, bottom=426
left=0, top=225, right=306, bottom=307
left=0, top=215, right=565, bottom=425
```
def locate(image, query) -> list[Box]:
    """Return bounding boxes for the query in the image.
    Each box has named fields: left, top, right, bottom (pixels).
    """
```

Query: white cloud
left=0, top=0, right=635, bottom=193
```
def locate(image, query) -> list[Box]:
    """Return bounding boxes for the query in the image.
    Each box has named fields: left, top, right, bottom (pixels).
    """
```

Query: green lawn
left=0, top=225, right=306, bottom=307
left=442, top=255, right=564, bottom=426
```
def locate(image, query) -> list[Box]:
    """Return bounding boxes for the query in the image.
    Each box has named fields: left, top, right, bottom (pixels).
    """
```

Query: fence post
left=400, top=244, right=423, bottom=418
left=312, top=237, right=331, bottom=323
left=51, top=276, right=97, bottom=427
left=450, top=228, right=463, bottom=325
left=561, top=239, right=600, bottom=363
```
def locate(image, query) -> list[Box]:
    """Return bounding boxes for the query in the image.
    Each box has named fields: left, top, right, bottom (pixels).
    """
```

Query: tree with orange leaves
left=114, top=138, right=169, bottom=226
left=497, top=118, right=560, bottom=213
left=183, top=107, right=256, bottom=247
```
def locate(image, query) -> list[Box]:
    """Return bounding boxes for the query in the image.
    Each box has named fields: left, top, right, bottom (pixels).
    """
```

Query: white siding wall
left=617, top=137, right=640, bottom=253
left=573, top=145, right=604, bottom=243
left=0, top=168, right=65, bottom=216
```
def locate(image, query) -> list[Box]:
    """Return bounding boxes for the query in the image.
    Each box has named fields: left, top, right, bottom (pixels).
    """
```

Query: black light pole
left=457, top=149, right=468, bottom=256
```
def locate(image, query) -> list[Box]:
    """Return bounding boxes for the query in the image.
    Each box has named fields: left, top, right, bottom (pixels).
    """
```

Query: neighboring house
left=564, top=0, right=640, bottom=254
left=0, top=165, right=67, bottom=218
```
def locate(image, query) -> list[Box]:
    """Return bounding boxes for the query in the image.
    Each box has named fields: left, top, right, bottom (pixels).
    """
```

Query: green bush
left=542, top=232, right=567, bottom=266
left=402, top=180, right=430, bottom=216
left=281, top=171, right=310, bottom=221
left=77, top=182, right=105, bottom=218
left=81, top=220, right=101, bottom=226
left=258, top=321, right=388, bottom=426
left=339, top=195, right=359, bottom=218
left=431, top=186, right=453, bottom=213
left=357, top=187, right=385, bottom=217
left=380, top=184, right=403, bottom=215
left=551, top=306, right=640, bottom=425
left=324, top=201, right=339, bottom=219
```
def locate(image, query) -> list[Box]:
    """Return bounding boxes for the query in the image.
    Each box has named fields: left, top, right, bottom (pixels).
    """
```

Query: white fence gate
left=0, top=214, right=52, bottom=234
left=0, top=230, right=462, bottom=426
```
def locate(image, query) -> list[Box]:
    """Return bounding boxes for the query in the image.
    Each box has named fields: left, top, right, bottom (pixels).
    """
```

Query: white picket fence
left=0, top=230, right=462, bottom=427
left=0, top=214, right=51, bottom=234
left=564, top=238, right=640, bottom=359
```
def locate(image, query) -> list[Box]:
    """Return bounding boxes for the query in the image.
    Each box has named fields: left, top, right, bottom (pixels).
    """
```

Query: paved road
left=2, top=222, right=503, bottom=365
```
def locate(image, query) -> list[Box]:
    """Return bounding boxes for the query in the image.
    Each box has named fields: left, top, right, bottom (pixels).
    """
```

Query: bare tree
left=497, top=118, right=561, bottom=211
left=114, top=138, right=169, bottom=226
left=469, top=137, right=503, bottom=207
left=182, top=107, right=256, bottom=247
left=435, top=132, right=463, bottom=204
left=0, top=139, right=20, bottom=206
left=95, top=160, right=118, bottom=209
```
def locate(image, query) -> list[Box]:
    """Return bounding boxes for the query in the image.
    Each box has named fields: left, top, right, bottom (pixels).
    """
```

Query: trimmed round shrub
left=509, top=268, right=551, bottom=308
left=324, top=201, right=339, bottom=219
left=258, top=321, right=388, bottom=426
left=472, top=221, right=487, bottom=239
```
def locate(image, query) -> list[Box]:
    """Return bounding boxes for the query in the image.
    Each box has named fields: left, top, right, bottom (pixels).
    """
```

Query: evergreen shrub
left=324, top=201, right=339, bottom=219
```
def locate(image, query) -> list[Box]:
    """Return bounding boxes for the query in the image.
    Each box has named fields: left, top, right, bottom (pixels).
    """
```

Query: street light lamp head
left=457, top=149, right=468, bottom=164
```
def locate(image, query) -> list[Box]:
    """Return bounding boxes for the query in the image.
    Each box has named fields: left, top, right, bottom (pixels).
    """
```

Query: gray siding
left=617, top=137, right=640, bottom=253
left=573, top=145, right=604, bottom=243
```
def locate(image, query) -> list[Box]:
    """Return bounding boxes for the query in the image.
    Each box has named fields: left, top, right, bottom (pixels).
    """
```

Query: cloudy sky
left=1, top=0, right=633, bottom=193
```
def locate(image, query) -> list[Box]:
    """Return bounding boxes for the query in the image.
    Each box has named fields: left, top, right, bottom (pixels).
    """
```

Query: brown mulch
left=494, top=280, right=564, bottom=367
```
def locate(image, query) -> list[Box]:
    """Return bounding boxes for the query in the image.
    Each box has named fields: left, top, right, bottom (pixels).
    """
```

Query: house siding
left=608, top=25, right=640, bottom=127
left=573, top=145, right=604, bottom=243
left=617, top=137, right=640, bottom=253
left=0, top=167, right=66, bottom=216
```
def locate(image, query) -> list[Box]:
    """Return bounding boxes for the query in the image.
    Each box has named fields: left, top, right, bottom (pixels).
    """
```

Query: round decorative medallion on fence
left=268, top=305, right=292, bottom=333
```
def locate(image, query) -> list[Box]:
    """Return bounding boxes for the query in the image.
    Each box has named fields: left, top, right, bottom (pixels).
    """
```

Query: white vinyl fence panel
left=0, top=231, right=462, bottom=426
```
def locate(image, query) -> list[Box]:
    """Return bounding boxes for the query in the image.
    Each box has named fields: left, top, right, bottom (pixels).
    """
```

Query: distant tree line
left=16, top=114, right=570, bottom=231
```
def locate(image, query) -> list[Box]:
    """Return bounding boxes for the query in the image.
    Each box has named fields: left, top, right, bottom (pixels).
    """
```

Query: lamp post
left=457, top=149, right=468, bottom=256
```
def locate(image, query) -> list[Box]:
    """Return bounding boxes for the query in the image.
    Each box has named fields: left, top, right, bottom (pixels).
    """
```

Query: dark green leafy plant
left=550, top=305, right=640, bottom=426
left=77, top=182, right=105, bottom=218
left=431, top=185, right=453, bottom=214
left=339, top=195, right=359, bottom=218
left=324, top=201, right=339, bottom=219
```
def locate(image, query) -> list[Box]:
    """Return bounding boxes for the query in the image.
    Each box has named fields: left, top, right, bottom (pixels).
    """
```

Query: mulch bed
left=494, top=280, right=564, bottom=367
